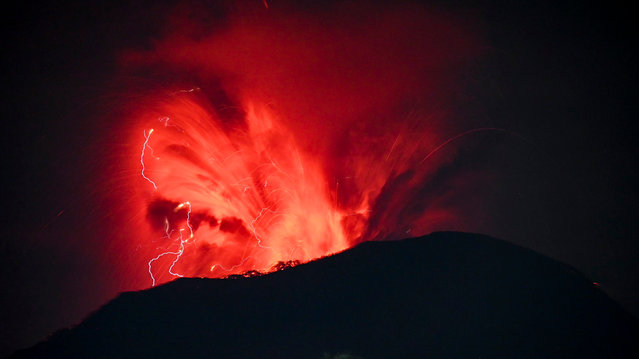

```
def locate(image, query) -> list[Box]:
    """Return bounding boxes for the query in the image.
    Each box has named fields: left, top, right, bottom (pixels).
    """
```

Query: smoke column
left=100, top=1, right=491, bottom=288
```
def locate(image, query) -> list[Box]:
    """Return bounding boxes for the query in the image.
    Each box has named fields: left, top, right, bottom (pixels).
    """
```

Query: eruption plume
left=101, top=1, right=493, bottom=288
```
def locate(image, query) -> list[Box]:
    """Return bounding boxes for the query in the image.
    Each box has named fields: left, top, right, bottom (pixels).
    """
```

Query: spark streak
left=420, top=128, right=509, bottom=164
left=209, top=256, right=252, bottom=273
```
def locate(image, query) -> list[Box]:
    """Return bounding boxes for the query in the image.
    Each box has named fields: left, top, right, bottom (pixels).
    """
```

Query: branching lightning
left=142, top=128, right=196, bottom=286
left=249, top=207, right=274, bottom=249
left=147, top=201, right=193, bottom=286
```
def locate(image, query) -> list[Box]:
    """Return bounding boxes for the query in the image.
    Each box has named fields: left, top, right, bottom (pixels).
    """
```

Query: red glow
left=101, top=2, right=488, bottom=288
left=137, top=97, right=355, bottom=283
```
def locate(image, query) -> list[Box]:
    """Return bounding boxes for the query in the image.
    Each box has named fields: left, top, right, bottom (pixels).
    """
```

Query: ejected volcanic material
left=102, top=0, right=492, bottom=290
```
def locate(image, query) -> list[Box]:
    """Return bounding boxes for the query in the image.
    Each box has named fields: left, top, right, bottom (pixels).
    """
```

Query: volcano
left=9, top=232, right=638, bottom=358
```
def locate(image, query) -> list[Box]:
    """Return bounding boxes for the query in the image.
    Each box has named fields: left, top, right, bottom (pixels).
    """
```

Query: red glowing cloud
left=101, top=1, right=488, bottom=288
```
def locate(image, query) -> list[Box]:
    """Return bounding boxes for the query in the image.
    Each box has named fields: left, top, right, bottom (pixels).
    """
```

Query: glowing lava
left=137, top=97, right=357, bottom=285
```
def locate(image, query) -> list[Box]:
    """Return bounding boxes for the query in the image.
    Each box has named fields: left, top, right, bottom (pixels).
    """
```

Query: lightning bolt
left=249, top=207, right=273, bottom=249
left=142, top=127, right=198, bottom=287
left=147, top=201, right=193, bottom=287
left=141, top=128, right=157, bottom=190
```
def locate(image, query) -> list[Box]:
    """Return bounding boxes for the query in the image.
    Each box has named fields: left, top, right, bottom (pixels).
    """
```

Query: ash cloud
left=123, top=0, right=487, bottom=242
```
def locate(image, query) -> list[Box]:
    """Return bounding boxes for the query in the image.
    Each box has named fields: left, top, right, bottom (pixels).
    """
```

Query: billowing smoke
left=102, top=1, right=495, bottom=287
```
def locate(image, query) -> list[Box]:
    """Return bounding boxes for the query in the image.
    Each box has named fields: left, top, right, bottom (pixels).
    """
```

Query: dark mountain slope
left=11, top=232, right=639, bottom=358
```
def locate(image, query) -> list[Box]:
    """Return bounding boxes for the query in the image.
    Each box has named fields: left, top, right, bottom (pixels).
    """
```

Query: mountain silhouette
left=10, top=232, right=639, bottom=358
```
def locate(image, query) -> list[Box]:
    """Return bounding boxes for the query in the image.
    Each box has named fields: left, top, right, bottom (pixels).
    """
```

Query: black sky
left=1, top=0, right=637, bottom=357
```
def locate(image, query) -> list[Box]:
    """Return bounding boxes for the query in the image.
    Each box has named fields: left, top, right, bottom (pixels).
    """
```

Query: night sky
left=1, top=0, right=637, bottom=357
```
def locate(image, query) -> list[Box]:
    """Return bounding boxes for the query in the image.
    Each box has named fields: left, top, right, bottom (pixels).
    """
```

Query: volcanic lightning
left=135, top=99, right=359, bottom=285
left=104, top=1, right=491, bottom=289
left=140, top=128, right=157, bottom=190
left=147, top=201, right=194, bottom=286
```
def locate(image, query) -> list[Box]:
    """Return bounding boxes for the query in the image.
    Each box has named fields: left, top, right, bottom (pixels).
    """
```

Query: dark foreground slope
left=11, top=232, right=639, bottom=358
